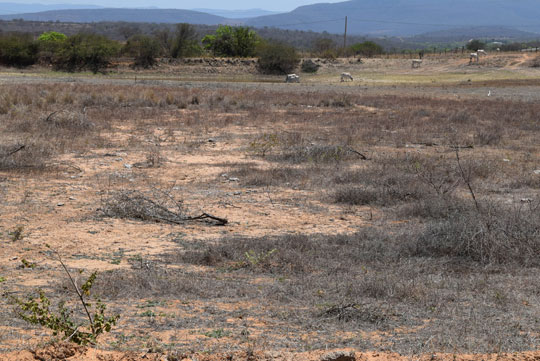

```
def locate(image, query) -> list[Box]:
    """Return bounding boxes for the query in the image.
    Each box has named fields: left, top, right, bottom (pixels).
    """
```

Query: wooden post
left=343, top=16, right=348, bottom=52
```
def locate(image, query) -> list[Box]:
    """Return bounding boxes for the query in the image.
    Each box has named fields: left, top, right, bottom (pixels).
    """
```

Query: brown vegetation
left=0, top=68, right=538, bottom=360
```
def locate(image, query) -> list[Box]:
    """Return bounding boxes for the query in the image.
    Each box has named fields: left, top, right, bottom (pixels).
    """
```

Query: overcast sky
left=8, top=0, right=345, bottom=12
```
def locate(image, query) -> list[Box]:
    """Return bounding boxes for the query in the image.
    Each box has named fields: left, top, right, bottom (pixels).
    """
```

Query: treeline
left=0, top=24, right=386, bottom=73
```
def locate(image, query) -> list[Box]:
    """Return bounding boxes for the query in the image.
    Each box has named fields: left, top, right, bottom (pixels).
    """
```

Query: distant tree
left=118, top=24, right=140, bottom=40
left=37, top=31, right=67, bottom=62
left=466, top=39, right=486, bottom=51
left=313, top=38, right=337, bottom=58
left=54, top=33, right=119, bottom=73
left=349, top=41, right=383, bottom=58
left=170, top=23, right=201, bottom=58
left=123, top=34, right=160, bottom=68
left=202, top=25, right=258, bottom=57
left=500, top=42, right=521, bottom=52
left=257, top=40, right=300, bottom=74
left=153, top=28, right=173, bottom=55
left=0, top=33, right=38, bottom=67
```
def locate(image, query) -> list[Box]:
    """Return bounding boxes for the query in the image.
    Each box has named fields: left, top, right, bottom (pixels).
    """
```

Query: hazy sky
left=8, top=0, right=345, bottom=12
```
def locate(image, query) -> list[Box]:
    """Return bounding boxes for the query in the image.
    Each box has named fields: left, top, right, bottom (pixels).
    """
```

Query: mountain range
left=1, top=0, right=540, bottom=36
left=0, top=2, right=102, bottom=15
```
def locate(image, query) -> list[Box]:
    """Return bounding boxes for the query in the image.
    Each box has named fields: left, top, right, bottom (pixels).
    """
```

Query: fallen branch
left=2, top=144, right=25, bottom=158
left=186, top=213, right=228, bottom=226
left=44, top=111, right=59, bottom=123
left=101, top=190, right=228, bottom=226
left=344, top=146, right=368, bottom=160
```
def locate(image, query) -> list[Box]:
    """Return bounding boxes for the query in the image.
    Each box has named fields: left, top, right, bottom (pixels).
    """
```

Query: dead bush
left=101, top=189, right=186, bottom=224
left=101, top=189, right=227, bottom=225
left=269, top=145, right=359, bottom=164
left=229, top=165, right=306, bottom=187
left=474, top=127, right=503, bottom=146
left=332, top=186, right=379, bottom=205
left=407, top=200, right=540, bottom=266
left=0, top=141, right=53, bottom=170
left=529, top=55, right=540, bottom=68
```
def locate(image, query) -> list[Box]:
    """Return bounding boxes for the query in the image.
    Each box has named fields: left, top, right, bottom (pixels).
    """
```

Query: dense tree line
left=1, top=19, right=538, bottom=54
left=1, top=23, right=538, bottom=73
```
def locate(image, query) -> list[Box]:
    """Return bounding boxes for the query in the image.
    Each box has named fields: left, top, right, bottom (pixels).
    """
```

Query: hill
left=244, top=0, right=540, bottom=36
left=191, top=8, right=281, bottom=19
left=410, top=26, right=540, bottom=43
left=0, top=8, right=230, bottom=25
left=0, top=2, right=102, bottom=15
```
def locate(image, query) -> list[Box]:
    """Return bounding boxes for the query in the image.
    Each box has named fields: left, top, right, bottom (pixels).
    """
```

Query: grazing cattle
left=411, top=59, right=423, bottom=68
left=470, top=49, right=487, bottom=64
left=285, top=74, right=300, bottom=83
left=340, top=72, right=354, bottom=82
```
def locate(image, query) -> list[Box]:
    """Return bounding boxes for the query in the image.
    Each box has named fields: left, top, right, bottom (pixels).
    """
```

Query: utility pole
left=343, top=16, right=348, bottom=51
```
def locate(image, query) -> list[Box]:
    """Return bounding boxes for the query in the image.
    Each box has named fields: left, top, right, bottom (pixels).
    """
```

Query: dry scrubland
left=0, top=54, right=539, bottom=360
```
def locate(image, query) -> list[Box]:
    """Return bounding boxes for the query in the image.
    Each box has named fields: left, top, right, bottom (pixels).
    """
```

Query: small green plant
left=14, top=247, right=119, bottom=345
left=8, top=226, right=24, bottom=241
left=244, top=249, right=277, bottom=267
left=138, top=310, right=156, bottom=317
left=20, top=259, right=36, bottom=269
left=0, top=276, right=6, bottom=283
left=203, top=328, right=230, bottom=338
left=249, top=133, right=279, bottom=157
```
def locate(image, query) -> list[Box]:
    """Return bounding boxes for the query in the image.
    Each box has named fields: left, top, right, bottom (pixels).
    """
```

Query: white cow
left=470, top=49, right=487, bottom=64
left=411, top=59, right=423, bottom=68
left=340, top=72, right=353, bottom=82
left=285, top=74, right=300, bottom=83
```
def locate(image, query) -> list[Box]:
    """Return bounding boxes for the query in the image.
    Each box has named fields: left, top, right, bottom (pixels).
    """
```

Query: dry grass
left=0, top=78, right=538, bottom=356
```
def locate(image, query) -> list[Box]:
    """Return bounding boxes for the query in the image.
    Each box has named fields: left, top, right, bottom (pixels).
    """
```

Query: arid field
left=0, top=53, right=539, bottom=361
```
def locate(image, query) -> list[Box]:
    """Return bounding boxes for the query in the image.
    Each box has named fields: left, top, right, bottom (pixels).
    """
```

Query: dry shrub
left=474, top=127, right=503, bottom=146
left=529, top=55, right=540, bottom=68
left=0, top=141, right=53, bottom=170
left=332, top=160, right=429, bottom=206
left=101, top=189, right=186, bottom=224
left=229, top=165, right=306, bottom=187
left=269, top=144, right=359, bottom=164
left=447, top=109, right=478, bottom=124
left=318, top=96, right=353, bottom=108
left=408, top=199, right=540, bottom=266
left=180, top=229, right=393, bottom=275
left=332, top=186, right=379, bottom=205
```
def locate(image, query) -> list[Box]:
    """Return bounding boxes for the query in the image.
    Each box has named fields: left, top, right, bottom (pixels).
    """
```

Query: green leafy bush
left=257, top=41, right=300, bottom=74
left=123, top=34, right=161, bottom=68
left=0, top=33, right=38, bottom=67
left=53, top=33, right=119, bottom=73
left=301, top=59, right=320, bottom=73
left=202, top=25, right=258, bottom=57
left=170, top=23, right=202, bottom=58
left=466, top=39, right=486, bottom=51
left=349, top=41, right=383, bottom=58
left=14, top=271, right=119, bottom=345
left=37, top=31, right=67, bottom=62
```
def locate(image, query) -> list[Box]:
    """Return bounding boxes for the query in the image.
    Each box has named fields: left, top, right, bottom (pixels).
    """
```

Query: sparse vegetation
left=0, top=54, right=539, bottom=358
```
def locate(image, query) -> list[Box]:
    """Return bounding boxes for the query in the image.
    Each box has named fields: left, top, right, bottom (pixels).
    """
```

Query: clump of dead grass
left=101, top=189, right=187, bottom=224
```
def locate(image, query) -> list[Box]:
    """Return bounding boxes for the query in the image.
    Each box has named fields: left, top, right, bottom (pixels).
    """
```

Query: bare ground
left=0, top=53, right=538, bottom=360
